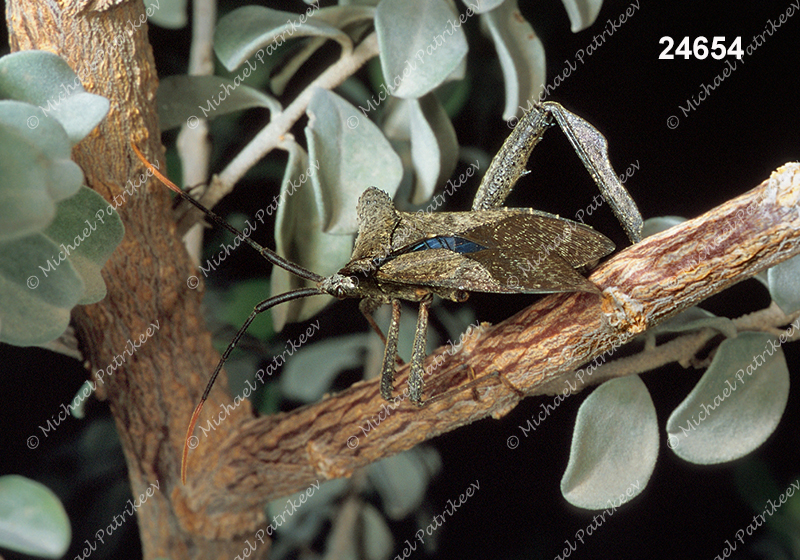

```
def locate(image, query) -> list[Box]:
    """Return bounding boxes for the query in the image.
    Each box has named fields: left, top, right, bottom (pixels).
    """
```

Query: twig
left=199, top=32, right=380, bottom=212
left=550, top=303, right=800, bottom=392
left=175, top=0, right=216, bottom=258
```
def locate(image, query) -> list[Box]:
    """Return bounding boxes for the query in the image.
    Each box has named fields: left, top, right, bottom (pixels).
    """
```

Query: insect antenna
left=131, top=145, right=326, bottom=483
left=131, top=144, right=324, bottom=283
left=182, top=286, right=321, bottom=483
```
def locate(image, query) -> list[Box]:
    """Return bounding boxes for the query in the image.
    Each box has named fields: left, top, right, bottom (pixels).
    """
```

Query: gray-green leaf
left=271, top=140, right=353, bottom=329
left=641, top=215, right=686, bottom=238
left=360, top=503, right=395, bottom=560
left=560, top=0, right=604, bottom=32
left=375, top=0, right=468, bottom=99
left=0, top=187, right=124, bottom=346
left=0, top=234, right=82, bottom=345
left=561, top=375, right=657, bottom=510
left=0, top=475, right=71, bottom=558
left=44, top=187, right=125, bottom=305
left=367, top=447, right=442, bottom=520
left=408, top=94, right=459, bottom=204
left=768, top=254, right=800, bottom=315
left=304, top=88, right=402, bottom=233
left=280, top=334, right=370, bottom=401
left=157, top=75, right=281, bottom=130
left=266, top=478, right=348, bottom=536
left=480, top=0, right=545, bottom=120
left=651, top=307, right=737, bottom=340
left=465, top=0, right=504, bottom=13
left=667, top=332, right=790, bottom=464
left=146, top=0, right=188, bottom=29
left=0, top=101, right=86, bottom=241
left=271, top=5, right=377, bottom=96
left=214, top=5, right=352, bottom=72
left=0, top=50, right=109, bottom=144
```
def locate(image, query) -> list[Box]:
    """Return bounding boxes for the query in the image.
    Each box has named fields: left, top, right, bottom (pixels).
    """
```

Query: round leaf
left=561, top=375, right=658, bottom=510
left=266, top=478, right=347, bottom=537
left=280, top=334, right=370, bottom=401
left=0, top=475, right=71, bottom=558
left=407, top=94, right=458, bottom=204
left=0, top=187, right=124, bottom=346
left=465, top=0, right=504, bottom=13
left=361, top=503, right=394, bottom=560
left=375, top=0, right=468, bottom=99
left=651, top=307, right=737, bottom=339
left=304, top=88, right=402, bottom=233
left=0, top=50, right=109, bottom=144
left=270, top=5, right=377, bottom=96
left=270, top=140, right=354, bottom=329
left=0, top=235, right=83, bottom=345
left=367, top=447, right=442, bottom=520
left=146, top=0, right=188, bottom=29
left=642, top=216, right=686, bottom=238
left=0, top=101, right=85, bottom=240
left=667, top=332, right=790, bottom=464
left=43, top=187, right=125, bottom=305
left=768, top=254, right=800, bottom=315
left=560, top=0, right=604, bottom=32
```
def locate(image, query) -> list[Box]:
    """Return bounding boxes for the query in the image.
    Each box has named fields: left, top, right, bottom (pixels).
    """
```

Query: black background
left=1, top=1, right=799, bottom=559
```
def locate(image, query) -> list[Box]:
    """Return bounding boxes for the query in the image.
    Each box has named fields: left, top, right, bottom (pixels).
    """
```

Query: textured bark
left=185, top=164, right=800, bottom=511
left=6, top=1, right=264, bottom=558
left=8, top=1, right=800, bottom=557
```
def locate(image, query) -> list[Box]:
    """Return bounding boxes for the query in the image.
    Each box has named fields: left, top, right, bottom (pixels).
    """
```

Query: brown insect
left=134, top=101, right=642, bottom=483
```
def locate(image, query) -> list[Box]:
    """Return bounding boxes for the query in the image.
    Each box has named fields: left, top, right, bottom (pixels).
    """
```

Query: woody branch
left=182, top=163, right=800, bottom=515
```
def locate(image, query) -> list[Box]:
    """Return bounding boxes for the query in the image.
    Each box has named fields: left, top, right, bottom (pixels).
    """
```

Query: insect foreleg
left=359, top=298, right=387, bottom=343
left=360, top=298, right=405, bottom=367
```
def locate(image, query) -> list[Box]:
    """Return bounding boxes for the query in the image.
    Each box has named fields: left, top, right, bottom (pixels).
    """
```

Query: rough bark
left=186, top=164, right=800, bottom=514
left=6, top=1, right=264, bottom=557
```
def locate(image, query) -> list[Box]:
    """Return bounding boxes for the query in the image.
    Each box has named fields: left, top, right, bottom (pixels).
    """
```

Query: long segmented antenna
left=182, top=287, right=322, bottom=484
left=131, top=144, right=326, bottom=483
left=131, top=144, right=325, bottom=283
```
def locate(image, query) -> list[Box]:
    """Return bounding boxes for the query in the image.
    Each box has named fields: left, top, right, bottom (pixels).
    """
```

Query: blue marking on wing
left=407, top=236, right=487, bottom=254
left=369, top=236, right=488, bottom=270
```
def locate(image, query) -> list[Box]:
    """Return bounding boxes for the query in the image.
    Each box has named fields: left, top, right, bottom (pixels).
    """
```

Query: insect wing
left=376, top=209, right=614, bottom=294
left=457, top=209, right=614, bottom=267
left=376, top=247, right=600, bottom=294
left=464, top=248, right=600, bottom=293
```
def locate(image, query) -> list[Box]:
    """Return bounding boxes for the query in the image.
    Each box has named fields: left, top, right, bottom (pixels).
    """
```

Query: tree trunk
left=6, top=1, right=265, bottom=557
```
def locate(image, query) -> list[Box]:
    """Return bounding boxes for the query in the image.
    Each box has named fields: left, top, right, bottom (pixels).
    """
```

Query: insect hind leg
left=425, top=364, right=526, bottom=405
left=471, top=102, right=643, bottom=244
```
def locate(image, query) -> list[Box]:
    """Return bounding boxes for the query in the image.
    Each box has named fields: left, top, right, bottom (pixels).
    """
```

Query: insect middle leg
left=360, top=298, right=405, bottom=366
left=372, top=296, right=432, bottom=404
left=408, top=296, right=432, bottom=405
left=378, top=299, right=402, bottom=401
